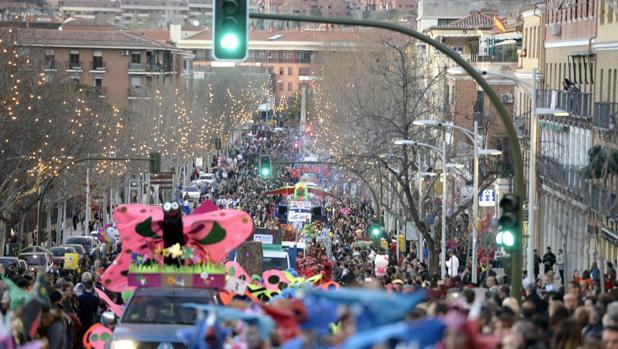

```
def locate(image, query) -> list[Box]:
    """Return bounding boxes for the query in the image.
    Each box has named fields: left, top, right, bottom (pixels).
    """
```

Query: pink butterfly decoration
left=224, top=261, right=290, bottom=291
left=101, top=204, right=254, bottom=292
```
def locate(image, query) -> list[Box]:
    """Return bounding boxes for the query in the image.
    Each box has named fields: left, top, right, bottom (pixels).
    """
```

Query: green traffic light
left=502, top=230, right=515, bottom=247
left=260, top=167, right=270, bottom=177
left=221, top=33, right=240, bottom=50
left=496, top=231, right=503, bottom=245
left=371, top=228, right=380, bottom=236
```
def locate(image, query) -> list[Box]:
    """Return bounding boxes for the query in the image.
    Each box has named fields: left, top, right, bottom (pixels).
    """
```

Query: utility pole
left=472, top=119, right=480, bottom=284
left=527, top=69, right=538, bottom=283
left=85, top=167, right=90, bottom=235
left=441, top=130, right=448, bottom=279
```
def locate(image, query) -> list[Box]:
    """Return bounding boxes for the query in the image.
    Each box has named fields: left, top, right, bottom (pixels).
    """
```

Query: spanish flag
left=493, top=16, right=507, bottom=33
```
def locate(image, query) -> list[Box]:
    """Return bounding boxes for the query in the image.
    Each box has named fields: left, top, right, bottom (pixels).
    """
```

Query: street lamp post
left=394, top=138, right=450, bottom=278
left=414, top=119, right=501, bottom=284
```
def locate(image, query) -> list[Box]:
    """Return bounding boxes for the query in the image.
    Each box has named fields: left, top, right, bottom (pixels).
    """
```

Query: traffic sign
left=479, top=189, right=496, bottom=207
left=150, top=172, right=174, bottom=190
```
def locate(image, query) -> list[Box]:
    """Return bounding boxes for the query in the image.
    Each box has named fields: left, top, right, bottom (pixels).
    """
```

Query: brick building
left=16, top=26, right=188, bottom=109
left=175, top=28, right=361, bottom=101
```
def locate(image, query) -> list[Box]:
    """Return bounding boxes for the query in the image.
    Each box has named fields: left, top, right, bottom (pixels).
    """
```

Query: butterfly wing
left=183, top=209, right=254, bottom=263
left=101, top=205, right=164, bottom=292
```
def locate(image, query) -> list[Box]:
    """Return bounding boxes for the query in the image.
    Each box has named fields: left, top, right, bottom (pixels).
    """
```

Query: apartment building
left=589, top=0, right=618, bottom=264
left=175, top=28, right=361, bottom=101
left=423, top=11, right=519, bottom=150
left=530, top=0, right=596, bottom=275
left=58, top=0, right=216, bottom=27
left=16, top=26, right=186, bottom=109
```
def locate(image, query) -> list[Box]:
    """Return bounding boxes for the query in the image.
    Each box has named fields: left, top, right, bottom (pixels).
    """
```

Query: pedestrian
left=557, top=249, right=565, bottom=285
left=446, top=250, right=459, bottom=278
left=543, top=247, right=556, bottom=274
left=76, top=272, right=99, bottom=348
left=534, top=249, right=542, bottom=280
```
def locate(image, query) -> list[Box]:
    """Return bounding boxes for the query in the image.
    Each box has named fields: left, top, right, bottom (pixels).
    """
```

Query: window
left=93, top=49, right=103, bottom=69
left=94, top=78, right=103, bottom=89
left=129, top=76, right=142, bottom=88
left=278, top=82, right=283, bottom=91
left=279, top=66, right=284, bottom=75
left=299, top=67, right=310, bottom=76
left=69, top=49, right=80, bottom=69
left=288, top=67, right=293, bottom=75
left=131, top=51, right=142, bottom=64
left=287, top=82, right=293, bottom=91
left=44, top=49, right=54, bottom=68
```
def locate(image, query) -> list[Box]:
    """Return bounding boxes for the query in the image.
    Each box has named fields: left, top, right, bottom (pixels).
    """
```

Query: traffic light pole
left=250, top=12, right=524, bottom=300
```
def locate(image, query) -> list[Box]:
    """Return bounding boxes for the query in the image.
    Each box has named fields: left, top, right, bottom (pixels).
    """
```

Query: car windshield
left=262, top=256, right=288, bottom=271
left=19, top=255, right=47, bottom=266
left=0, top=258, right=19, bottom=269
left=65, top=237, right=92, bottom=250
left=50, top=248, right=72, bottom=257
left=122, top=294, right=216, bottom=325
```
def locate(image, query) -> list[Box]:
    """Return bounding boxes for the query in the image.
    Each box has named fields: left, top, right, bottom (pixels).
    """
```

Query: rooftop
left=184, top=29, right=362, bottom=42
left=433, top=11, right=493, bottom=30
left=17, top=28, right=178, bottom=50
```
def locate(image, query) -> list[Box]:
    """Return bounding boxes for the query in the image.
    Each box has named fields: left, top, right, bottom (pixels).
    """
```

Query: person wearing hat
left=77, top=272, right=99, bottom=348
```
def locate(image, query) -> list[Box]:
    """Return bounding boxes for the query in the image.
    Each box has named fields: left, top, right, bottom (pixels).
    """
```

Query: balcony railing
left=66, top=61, right=83, bottom=70
left=128, top=62, right=173, bottom=72
left=537, top=89, right=593, bottom=119
left=593, top=101, right=618, bottom=130
left=92, top=61, right=106, bottom=71
left=537, top=155, right=589, bottom=201
left=128, top=87, right=149, bottom=98
left=94, top=87, right=106, bottom=97
left=591, top=184, right=618, bottom=219
left=44, top=59, right=56, bottom=70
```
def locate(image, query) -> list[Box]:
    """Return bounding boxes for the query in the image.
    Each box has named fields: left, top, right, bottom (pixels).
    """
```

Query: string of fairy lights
left=1, top=27, right=274, bottom=218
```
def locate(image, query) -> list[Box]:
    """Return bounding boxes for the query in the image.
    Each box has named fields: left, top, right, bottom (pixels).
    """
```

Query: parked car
left=0, top=256, right=26, bottom=271
left=108, top=287, right=218, bottom=349
left=62, top=244, right=87, bottom=257
left=200, top=173, right=217, bottom=184
left=181, top=186, right=201, bottom=201
left=49, top=246, right=78, bottom=266
left=64, top=236, right=100, bottom=255
left=17, top=252, right=51, bottom=271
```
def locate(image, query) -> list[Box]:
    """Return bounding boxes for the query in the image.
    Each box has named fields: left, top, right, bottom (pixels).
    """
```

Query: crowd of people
left=4, top=123, right=618, bottom=349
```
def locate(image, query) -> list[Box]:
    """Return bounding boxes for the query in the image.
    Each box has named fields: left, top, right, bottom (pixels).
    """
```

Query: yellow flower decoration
left=166, top=276, right=175, bottom=286
left=166, top=243, right=183, bottom=258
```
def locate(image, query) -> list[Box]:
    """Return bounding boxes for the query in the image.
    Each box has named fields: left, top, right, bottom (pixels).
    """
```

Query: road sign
left=150, top=172, right=174, bottom=190
left=479, top=189, right=496, bottom=207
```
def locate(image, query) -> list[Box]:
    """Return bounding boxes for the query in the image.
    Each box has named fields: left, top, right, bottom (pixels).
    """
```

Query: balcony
left=66, top=61, right=83, bottom=71
left=590, top=184, right=618, bottom=220
left=593, top=101, right=618, bottom=131
left=91, top=61, right=106, bottom=72
left=538, top=155, right=589, bottom=201
left=537, top=89, right=593, bottom=119
left=44, top=59, right=57, bottom=71
left=128, top=87, right=149, bottom=99
left=128, top=62, right=173, bottom=73
left=94, top=87, right=106, bottom=98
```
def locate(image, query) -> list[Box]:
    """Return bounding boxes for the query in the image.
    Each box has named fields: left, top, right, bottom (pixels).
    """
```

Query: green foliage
left=129, top=263, right=225, bottom=275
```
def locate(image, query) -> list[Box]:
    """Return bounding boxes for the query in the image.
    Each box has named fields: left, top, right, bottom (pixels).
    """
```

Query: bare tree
left=313, top=35, right=501, bottom=273
left=0, top=28, right=123, bottom=245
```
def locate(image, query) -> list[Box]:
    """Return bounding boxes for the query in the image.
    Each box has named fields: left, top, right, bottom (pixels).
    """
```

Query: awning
left=495, top=39, right=518, bottom=46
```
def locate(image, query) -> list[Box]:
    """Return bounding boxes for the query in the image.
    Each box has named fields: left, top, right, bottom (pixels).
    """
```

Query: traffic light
left=293, top=141, right=300, bottom=151
left=496, top=194, right=519, bottom=250
left=213, top=0, right=248, bottom=61
left=259, top=155, right=271, bottom=178
left=149, top=151, right=161, bottom=174
left=214, top=138, right=222, bottom=150
left=369, top=224, right=383, bottom=238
